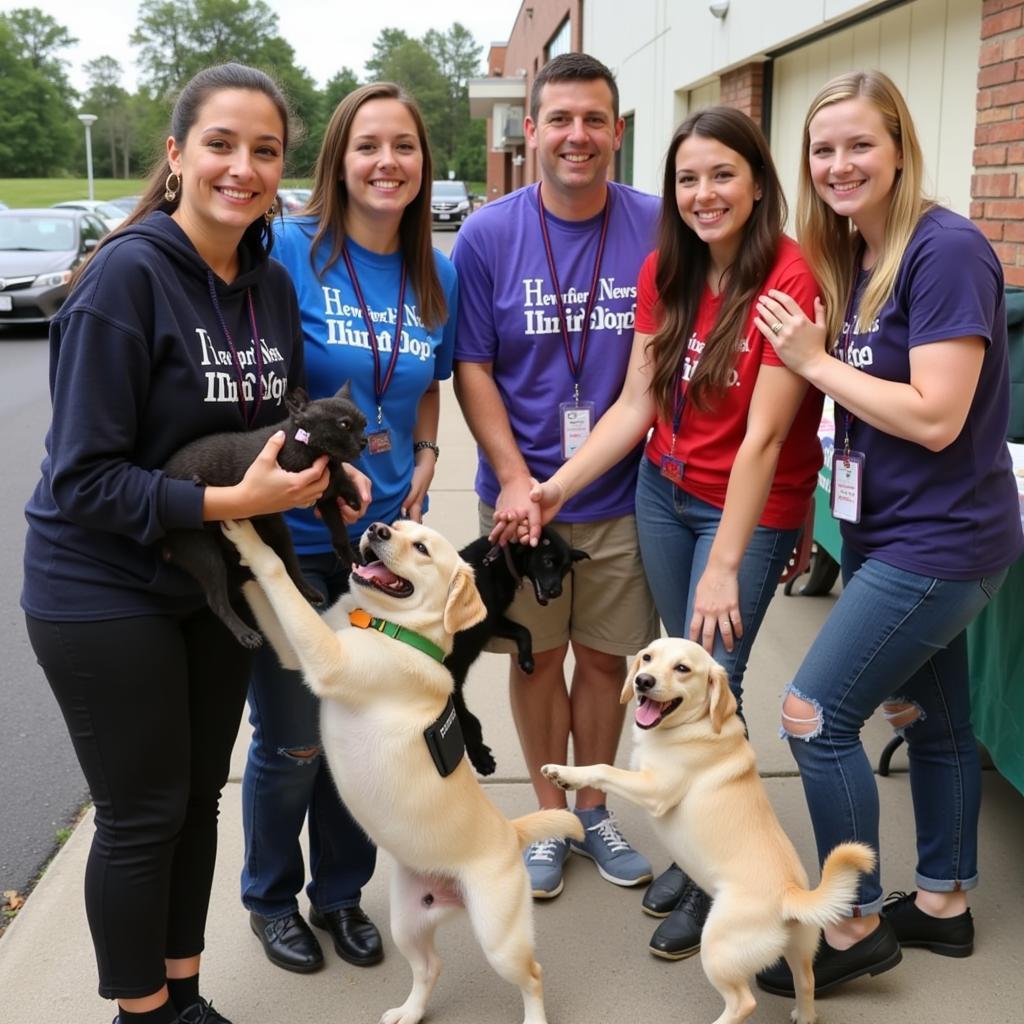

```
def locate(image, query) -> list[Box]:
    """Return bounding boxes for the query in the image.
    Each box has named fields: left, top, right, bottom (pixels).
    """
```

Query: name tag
left=830, top=451, right=865, bottom=523
left=560, top=401, right=595, bottom=460
left=660, top=455, right=685, bottom=483
left=366, top=428, right=392, bottom=455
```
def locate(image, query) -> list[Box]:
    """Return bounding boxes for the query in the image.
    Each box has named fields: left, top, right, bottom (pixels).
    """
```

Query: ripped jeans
left=780, top=547, right=1006, bottom=915
left=241, top=552, right=376, bottom=920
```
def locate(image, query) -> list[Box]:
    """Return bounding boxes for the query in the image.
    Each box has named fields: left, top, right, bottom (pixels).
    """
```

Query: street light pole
left=78, top=114, right=98, bottom=202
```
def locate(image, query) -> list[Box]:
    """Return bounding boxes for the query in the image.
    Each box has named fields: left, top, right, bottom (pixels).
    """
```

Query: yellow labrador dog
left=542, top=638, right=874, bottom=1024
left=223, top=517, right=583, bottom=1024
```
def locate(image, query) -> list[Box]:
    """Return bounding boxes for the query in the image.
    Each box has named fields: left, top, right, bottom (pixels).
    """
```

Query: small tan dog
left=542, top=637, right=874, bottom=1024
left=223, top=517, right=583, bottom=1024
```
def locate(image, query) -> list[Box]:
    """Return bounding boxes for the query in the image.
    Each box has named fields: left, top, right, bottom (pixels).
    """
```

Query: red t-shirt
left=636, top=235, right=823, bottom=529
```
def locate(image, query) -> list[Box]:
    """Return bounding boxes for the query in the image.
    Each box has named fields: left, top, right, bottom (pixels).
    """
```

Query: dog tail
left=782, top=842, right=876, bottom=928
left=511, top=810, right=584, bottom=850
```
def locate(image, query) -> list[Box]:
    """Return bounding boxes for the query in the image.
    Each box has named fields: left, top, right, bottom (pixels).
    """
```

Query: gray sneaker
left=524, top=837, right=570, bottom=898
left=571, top=806, right=653, bottom=886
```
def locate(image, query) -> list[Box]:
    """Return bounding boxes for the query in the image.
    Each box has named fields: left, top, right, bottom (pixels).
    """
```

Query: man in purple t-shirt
left=453, top=53, right=660, bottom=900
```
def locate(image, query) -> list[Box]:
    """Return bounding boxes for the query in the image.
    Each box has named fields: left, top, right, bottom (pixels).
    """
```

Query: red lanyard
left=536, top=183, right=611, bottom=402
left=341, top=243, right=406, bottom=424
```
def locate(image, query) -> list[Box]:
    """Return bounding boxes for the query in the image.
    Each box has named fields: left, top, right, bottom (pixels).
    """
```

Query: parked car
left=0, top=208, right=108, bottom=325
left=277, top=187, right=311, bottom=213
left=430, top=180, right=472, bottom=229
left=107, top=195, right=141, bottom=215
left=52, top=199, right=126, bottom=231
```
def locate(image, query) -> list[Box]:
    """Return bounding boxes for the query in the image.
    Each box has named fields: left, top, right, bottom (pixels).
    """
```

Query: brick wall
left=719, top=63, right=765, bottom=127
left=973, top=0, right=1024, bottom=287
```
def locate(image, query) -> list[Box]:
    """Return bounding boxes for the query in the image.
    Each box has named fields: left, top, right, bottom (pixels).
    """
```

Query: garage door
left=770, top=0, right=981, bottom=225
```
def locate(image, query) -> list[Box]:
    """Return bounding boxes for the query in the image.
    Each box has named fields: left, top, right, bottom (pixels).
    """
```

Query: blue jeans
left=241, top=552, right=376, bottom=919
left=635, top=457, right=798, bottom=711
left=783, top=547, right=1006, bottom=915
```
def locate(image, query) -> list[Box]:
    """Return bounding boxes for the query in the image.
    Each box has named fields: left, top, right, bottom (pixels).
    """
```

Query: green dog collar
left=348, top=609, right=446, bottom=663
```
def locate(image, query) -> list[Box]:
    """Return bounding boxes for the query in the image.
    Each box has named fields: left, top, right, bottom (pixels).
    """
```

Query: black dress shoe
left=882, top=890, right=974, bottom=957
left=648, top=879, right=712, bottom=960
left=310, top=905, right=384, bottom=966
left=249, top=910, right=324, bottom=973
left=642, top=862, right=687, bottom=918
left=756, top=917, right=902, bottom=996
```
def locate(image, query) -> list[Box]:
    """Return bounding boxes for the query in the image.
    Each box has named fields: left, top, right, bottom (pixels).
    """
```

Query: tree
left=0, top=18, right=76, bottom=175
left=3, top=6, right=77, bottom=100
left=423, top=23, right=483, bottom=179
left=324, top=67, right=360, bottom=112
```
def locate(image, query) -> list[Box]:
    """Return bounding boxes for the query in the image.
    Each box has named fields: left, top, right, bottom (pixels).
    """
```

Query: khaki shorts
left=478, top=502, right=659, bottom=657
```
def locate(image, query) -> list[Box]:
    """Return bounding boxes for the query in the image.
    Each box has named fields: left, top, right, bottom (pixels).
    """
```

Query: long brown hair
left=73, top=63, right=295, bottom=287
left=303, top=82, right=446, bottom=332
left=796, top=70, right=931, bottom=346
left=648, top=106, right=787, bottom=417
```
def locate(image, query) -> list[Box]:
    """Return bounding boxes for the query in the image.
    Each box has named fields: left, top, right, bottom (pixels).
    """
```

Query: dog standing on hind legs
left=542, top=637, right=876, bottom=1024
left=223, top=516, right=582, bottom=1024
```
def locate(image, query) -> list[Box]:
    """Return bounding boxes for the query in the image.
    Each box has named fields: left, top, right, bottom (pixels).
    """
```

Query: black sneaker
left=648, top=878, right=711, bottom=960
left=756, top=917, right=902, bottom=996
left=882, top=890, right=974, bottom=957
left=177, top=998, right=232, bottom=1024
left=642, top=862, right=687, bottom=918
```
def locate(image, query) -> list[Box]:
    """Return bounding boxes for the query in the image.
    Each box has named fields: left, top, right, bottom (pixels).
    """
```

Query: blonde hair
left=796, top=70, right=932, bottom=345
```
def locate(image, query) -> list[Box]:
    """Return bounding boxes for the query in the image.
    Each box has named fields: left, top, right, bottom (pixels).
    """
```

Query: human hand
left=401, top=459, right=435, bottom=523
left=754, top=291, right=829, bottom=377
left=529, top=478, right=566, bottom=529
left=338, top=463, right=372, bottom=525
left=236, top=431, right=330, bottom=517
left=690, top=565, right=743, bottom=654
left=489, top=475, right=541, bottom=546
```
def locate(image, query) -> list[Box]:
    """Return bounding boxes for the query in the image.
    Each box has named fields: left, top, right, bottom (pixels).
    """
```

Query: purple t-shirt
left=837, top=206, right=1023, bottom=579
left=452, top=182, right=659, bottom=521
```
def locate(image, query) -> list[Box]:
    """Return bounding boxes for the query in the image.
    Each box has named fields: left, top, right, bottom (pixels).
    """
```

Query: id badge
left=559, top=401, right=595, bottom=459
left=830, top=450, right=865, bottom=523
left=366, top=428, right=392, bottom=455
left=660, top=455, right=685, bottom=483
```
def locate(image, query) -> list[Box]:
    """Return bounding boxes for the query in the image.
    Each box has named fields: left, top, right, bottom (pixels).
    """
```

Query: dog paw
left=379, top=1007, right=423, bottom=1024
left=469, top=745, right=496, bottom=776
left=221, top=519, right=259, bottom=563
left=236, top=628, right=264, bottom=650
left=541, top=763, right=579, bottom=790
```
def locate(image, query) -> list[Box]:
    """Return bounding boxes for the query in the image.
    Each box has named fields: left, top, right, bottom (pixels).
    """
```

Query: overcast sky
left=3, top=0, right=523, bottom=93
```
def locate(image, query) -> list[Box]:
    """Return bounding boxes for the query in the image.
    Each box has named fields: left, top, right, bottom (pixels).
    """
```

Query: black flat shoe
left=648, top=879, right=712, bottom=960
left=882, top=890, right=974, bottom=957
left=310, top=905, right=384, bottom=966
left=249, top=910, right=324, bottom=973
left=756, top=917, right=902, bottom=996
left=177, top=998, right=232, bottom=1023
left=642, top=862, right=687, bottom=918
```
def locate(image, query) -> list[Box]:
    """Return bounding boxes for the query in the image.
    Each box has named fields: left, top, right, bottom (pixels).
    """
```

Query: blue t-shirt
left=272, top=218, right=457, bottom=555
left=452, top=182, right=659, bottom=521
left=836, top=206, right=1023, bottom=579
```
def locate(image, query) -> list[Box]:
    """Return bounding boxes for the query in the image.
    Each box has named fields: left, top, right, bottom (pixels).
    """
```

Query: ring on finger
left=770, top=320, right=783, bottom=335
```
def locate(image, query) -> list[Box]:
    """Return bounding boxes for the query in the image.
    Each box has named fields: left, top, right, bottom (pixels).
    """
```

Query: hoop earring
left=264, top=200, right=278, bottom=225
left=164, top=172, right=180, bottom=202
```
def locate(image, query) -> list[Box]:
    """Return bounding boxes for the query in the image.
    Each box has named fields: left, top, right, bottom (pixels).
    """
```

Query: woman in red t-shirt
left=527, top=105, right=823, bottom=959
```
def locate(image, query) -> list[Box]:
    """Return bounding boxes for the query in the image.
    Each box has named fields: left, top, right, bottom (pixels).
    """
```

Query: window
left=546, top=18, right=571, bottom=62
left=616, top=113, right=635, bottom=186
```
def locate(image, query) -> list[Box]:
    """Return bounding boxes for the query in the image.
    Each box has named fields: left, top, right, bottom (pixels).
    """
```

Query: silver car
left=0, top=209, right=108, bottom=325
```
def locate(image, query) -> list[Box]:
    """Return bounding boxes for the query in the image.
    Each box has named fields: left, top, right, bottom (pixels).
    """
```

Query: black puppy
left=448, top=529, right=589, bottom=776
left=162, top=384, right=367, bottom=648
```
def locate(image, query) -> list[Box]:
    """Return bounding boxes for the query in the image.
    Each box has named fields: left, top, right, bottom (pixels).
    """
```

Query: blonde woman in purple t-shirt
left=750, top=70, right=1023, bottom=998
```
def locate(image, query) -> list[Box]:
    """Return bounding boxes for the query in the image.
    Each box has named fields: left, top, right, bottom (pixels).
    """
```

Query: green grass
left=0, top=179, right=148, bottom=207
left=0, top=178, right=314, bottom=208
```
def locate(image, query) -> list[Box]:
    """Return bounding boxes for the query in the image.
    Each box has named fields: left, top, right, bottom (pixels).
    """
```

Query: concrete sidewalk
left=2, top=381, right=1022, bottom=1023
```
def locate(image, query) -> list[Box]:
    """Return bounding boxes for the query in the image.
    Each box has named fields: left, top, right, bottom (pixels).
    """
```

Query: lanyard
left=536, top=183, right=611, bottom=404
left=837, top=271, right=867, bottom=463
left=341, top=243, right=406, bottom=425
left=206, top=271, right=263, bottom=428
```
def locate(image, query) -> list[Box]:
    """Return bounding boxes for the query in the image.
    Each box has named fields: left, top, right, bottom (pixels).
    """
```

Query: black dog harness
left=348, top=609, right=465, bottom=777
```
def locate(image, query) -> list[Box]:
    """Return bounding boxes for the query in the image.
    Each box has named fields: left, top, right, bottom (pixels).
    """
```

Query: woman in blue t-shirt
left=751, top=70, right=1023, bottom=997
left=241, top=83, right=457, bottom=972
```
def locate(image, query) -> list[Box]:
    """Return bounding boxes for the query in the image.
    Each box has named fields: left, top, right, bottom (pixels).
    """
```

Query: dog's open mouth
left=635, top=696, right=682, bottom=729
left=350, top=560, right=414, bottom=598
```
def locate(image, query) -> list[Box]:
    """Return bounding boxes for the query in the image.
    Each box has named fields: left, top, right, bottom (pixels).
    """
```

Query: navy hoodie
left=22, top=212, right=305, bottom=620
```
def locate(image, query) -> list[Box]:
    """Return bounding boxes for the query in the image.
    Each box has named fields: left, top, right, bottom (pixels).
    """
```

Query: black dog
left=162, top=384, right=367, bottom=648
left=448, top=529, right=589, bottom=776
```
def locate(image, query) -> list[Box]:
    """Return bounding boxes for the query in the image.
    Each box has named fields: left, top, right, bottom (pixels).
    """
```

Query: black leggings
left=26, top=609, right=252, bottom=999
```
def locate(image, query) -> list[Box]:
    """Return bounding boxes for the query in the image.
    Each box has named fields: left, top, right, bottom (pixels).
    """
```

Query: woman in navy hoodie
left=21, top=64, right=327, bottom=1024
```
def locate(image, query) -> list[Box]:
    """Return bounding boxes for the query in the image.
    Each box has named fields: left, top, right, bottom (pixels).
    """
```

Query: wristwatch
left=414, top=440, right=440, bottom=461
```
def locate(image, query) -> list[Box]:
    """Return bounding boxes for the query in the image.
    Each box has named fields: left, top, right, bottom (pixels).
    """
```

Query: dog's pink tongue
left=352, top=562, right=401, bottom=586
left=635, top=699, right=664, bottom=727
